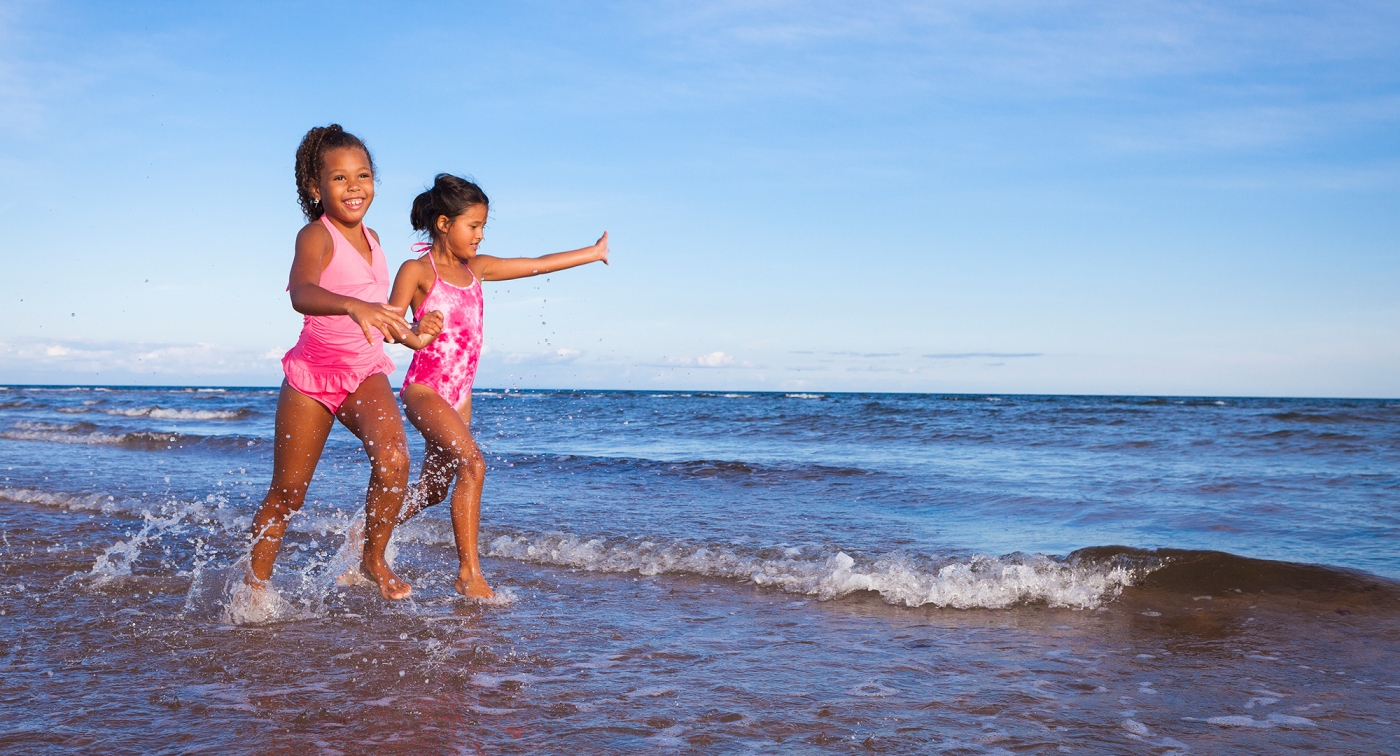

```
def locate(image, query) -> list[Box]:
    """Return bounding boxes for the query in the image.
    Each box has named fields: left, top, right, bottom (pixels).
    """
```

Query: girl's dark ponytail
left=293, top=124, right=376, bottom=221
left=410, top=174, right=489, bottom=241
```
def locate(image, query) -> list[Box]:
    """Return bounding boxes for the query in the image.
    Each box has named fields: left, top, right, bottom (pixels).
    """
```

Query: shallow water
left=1, top=386, right=1397, bottom=753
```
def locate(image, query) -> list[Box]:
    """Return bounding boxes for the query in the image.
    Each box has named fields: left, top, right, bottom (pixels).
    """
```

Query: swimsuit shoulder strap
left=411, top=241, right=439, bottom=276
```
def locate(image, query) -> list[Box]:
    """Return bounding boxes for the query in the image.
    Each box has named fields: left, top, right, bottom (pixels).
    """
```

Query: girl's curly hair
left=293, top=124, right=376, bottom=221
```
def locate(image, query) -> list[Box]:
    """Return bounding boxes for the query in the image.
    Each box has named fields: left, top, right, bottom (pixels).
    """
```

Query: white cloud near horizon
left=0, top=338, right=285, bottom=384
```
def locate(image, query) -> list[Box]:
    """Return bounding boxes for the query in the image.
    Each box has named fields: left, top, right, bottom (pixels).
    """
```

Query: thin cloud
left=0, top=338, right=283, bottom=380
left=923, top=352, right=1041, bottom=359
left=652, top=351, right=756, bottom=369
left=788, top=350, right=902, bottom=358
left=501, top=348, right=585, bottom=365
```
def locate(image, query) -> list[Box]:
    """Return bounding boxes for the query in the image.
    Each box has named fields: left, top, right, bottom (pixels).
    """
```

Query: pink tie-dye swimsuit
left=402, top=247, right=484, bottom=408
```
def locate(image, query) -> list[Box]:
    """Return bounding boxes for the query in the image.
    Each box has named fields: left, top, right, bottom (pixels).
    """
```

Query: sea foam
left=0, top=420, right=190, bottom=447
left=485, top=532, right=1146, bottom=610
left=103, top=407, right=248, bottom=420
left=0, top=485, right=121, bottom=513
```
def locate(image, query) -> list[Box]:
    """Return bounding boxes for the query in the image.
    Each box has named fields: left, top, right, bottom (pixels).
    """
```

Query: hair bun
left=409, top=174, right=490, bottom=239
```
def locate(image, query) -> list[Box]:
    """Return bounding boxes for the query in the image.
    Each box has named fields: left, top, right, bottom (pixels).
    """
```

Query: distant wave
left=0, top=485, right=123, bottom=513
left=0, top=421, right=264, bottom=450
left=505, top=453, right=874, bottom=481
left=101, top=406, right=253, bottom=420
left=0, top=420, right=173, bottom=447
left=28, top=405, right=251, bottom=420
left=1267, top=411, right=1386, bottom=424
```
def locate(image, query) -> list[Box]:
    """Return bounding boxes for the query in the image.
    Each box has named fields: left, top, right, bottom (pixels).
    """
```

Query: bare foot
left=361, top=559, right=412, bottom=600
left=455, top=572, right=494, bottom=600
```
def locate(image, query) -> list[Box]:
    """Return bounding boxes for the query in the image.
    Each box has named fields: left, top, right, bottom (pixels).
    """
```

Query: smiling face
left=311, top=147, right=375, bottom=225
left=435, top=203, right=488, bottom=262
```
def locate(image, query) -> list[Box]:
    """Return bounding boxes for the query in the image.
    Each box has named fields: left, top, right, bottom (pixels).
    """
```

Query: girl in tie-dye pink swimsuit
left=401, top=247, right=483, bottom=409
left=388, top=174, right=609, bottom=599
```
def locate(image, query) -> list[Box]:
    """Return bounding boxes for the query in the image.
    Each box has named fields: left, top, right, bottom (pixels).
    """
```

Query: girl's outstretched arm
left=471, top=232, right=609, bottom=282
left=387, top=258, right=443, bottom=350
left=288, top=222, right=413, bottom=344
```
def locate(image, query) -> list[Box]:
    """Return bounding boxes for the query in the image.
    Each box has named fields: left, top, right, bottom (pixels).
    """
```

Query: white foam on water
left=1122, top=719, right=1152, bottom=736
left=653, top=725, right=688, bottom=746
left=1, top=420, right=134, bottom=445
left=484, top=533, right=1147, bottom=610
left=850, top=681, right=899, bottom=697
left=624, top=686, right=676, bottom=698
left=1197, top=713, right=1316, bottom=729
left=1, top=420, right=189, bottom=447
left=104, top=407, right=245, bottom=420
left=785, top=393, right=825, bottom=399
left=469, top=705, right=519, bottom=715
left=461, top=586, right=517, bottom=606
left=0, top=486, right=122, bottom=513
left=471, top=672, right=546, bottom=689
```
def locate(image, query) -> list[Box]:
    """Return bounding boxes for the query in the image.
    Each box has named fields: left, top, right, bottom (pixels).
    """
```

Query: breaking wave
left=0, top=420, right=179, bottom=447
left=101, top=406, right=252, bottom=420
left=0, top=486, right=124, bottom=513
left=483, top=532, right=1150, bottom=610
left=0, top=420, right=264, bottom=450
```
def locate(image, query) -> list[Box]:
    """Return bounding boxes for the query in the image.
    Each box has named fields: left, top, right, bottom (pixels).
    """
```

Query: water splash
left=88, top=507, right=196, bottom=587
left=220, top=572, right=296, bottom=625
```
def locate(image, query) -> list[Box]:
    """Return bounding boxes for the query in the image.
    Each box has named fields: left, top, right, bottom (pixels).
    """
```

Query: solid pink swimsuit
left=403, top=246, right=484, bottom=408
left=281, top=215, right=396, bottom=413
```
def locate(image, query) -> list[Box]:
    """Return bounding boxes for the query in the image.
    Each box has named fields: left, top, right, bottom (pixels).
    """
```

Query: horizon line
left=1, top=383, right=1394, bottom=402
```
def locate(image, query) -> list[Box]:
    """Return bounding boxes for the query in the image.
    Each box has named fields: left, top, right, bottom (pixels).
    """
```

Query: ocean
left=1, top=385, right=1397, bottom=753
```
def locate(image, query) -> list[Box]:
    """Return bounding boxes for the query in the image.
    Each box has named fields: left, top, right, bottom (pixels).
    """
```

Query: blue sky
left=1, top=1, right=1397, bottom=396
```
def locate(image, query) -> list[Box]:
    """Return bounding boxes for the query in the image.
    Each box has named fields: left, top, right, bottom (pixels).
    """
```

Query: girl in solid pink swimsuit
left=247, top=125, right=443, bottom=603
left=388, top=174, right=608, bottom=599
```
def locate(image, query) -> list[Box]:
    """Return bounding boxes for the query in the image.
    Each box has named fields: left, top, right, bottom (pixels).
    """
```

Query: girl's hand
left=346, top=300, right=413, bottom=344
left=416, top=310, right=445, bottom=341
left=593, top=231, right=609, bottom=265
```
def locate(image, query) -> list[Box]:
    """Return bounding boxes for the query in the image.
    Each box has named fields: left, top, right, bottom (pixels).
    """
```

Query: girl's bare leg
left=336, top=374, right=413, bottom=600
left=249, top=382, right=335, bottom=586
left=397, top=438, right=456, bottom=525
left=402, top=385, right=492, bottom=598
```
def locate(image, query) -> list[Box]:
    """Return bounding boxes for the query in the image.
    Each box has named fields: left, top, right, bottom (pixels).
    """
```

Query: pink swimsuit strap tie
left=411, top=241, right=432, bottom=255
